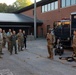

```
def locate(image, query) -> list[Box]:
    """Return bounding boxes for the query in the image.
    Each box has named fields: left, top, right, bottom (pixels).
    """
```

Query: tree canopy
left=13, top=0, right=32, bottom=9
left=0, top=0, right=32, bottom=13
left=0, top=3, right=17, bottom=13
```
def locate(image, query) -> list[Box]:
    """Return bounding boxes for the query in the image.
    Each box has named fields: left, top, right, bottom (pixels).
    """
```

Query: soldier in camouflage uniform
left=0, top=28, right=3, bottom=58
left=7, top=29, right=12, bottom=52
left=23, top=30, right=27, bottom=49
left=72, top=30, right=76, bottom=57
left=11, top=31, right=17, bottom=55
left=46, top=29, right=54, bottom=59
left=17, top=29, right=24, bottom=51
left=2, top=30, right=7, bottom=48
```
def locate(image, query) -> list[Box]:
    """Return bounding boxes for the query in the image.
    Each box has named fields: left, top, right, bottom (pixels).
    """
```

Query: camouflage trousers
left=11, top=43, right=17, bottom=54
left=0, top=42, right=2, bottom=56
left=3, top=39, right=6, bottom=48
left=73, top=47, right=76, bottom=56
left=8, top=41, right=12, bottom=52
left=18, top=40, right=24, bottom=51
left=47, top=44, right=53, bottom=59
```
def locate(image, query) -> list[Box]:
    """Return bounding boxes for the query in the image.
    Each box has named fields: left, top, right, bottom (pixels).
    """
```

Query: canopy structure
left=0, top=13, right=43, bottom=27
left=0, top=13, right=43, bottom=36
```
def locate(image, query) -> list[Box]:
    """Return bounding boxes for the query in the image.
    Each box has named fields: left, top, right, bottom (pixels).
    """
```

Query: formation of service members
left=0, top=28, right=27, bottom=58
left=0, top=27, right=76, bottom=60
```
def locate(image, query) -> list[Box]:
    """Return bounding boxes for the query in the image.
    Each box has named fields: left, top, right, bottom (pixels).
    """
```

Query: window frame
left=47, top=3, right=51, bottom=11
left=54, top=1, right=58, bottom=9
left=44, top=4, right=48, bottom=12
left=66, top=0, right=71, bottom=7
left=51, top=2, right=55, bottom=10
left=41, top=1, right=58, bottom=13
left=41, top=5, right=45, bottom=13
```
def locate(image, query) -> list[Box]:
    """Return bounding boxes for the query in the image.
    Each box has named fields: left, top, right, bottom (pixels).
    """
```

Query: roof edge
left=14, top=0, right=57, bottom=14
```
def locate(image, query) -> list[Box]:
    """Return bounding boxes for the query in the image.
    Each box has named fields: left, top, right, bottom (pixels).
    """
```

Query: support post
left=34, top=0, right=37, bottom=39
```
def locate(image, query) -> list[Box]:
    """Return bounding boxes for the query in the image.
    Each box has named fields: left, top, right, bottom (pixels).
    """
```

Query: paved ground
left=0, top=39, right=76, bottom=75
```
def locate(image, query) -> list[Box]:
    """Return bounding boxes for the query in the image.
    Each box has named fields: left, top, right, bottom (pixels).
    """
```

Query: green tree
left=6, top=5, right=18, bottom=13
left=0, top=3, right=18, bottom=13
left=0, top=0, right=32, bottom=13
left=13, top=0, right=32, bottom=9
left=0, top=3, right=7, bottom=12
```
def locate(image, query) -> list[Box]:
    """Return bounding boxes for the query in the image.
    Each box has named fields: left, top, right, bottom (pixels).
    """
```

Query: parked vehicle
left=53, top=12, right=76, bottom=47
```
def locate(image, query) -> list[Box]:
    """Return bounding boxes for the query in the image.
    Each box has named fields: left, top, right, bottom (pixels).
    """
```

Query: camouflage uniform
left=46, top=33, right=54, bottom=59
left=2, top=32, right=7, bottom=48
left=72, top=35, right=76, bottom=56
left=17, top=32, right=24, bottom=51
left=0, top=32, right=3, bottom=57
left=11, top=34, right=17, bottom=54
left=7, top=32, right=12, bottom=52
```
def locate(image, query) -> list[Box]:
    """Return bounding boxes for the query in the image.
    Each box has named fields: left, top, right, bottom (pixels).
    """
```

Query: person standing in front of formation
left=11, top=31, right=18, bottom=55
left=72, top=30, right=76, bottom=57
left=2, top=30, right=7, bottom=48
left=0, top=28, right=3, bottom=58
left=17, top=29, right=24, bottom=51
left=23, top=30, right=27, bottom=50
left=7, top=29, right=12, bottom=52
left=46, top=29, right=54, bottom=59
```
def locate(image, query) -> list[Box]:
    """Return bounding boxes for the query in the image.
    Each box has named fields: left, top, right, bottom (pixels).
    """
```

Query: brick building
left=15, top=0, right=76, bottom=37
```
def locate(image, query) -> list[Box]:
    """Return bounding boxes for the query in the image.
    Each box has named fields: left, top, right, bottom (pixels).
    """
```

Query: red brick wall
left=21, top=0, right=76, bottom=37
left=22, top=9, right=34, bottom=18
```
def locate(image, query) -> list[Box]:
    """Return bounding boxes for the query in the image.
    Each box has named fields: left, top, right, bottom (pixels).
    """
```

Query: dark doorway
left=40, top=28, right=43, bottom=37
left=47, top=25, right=50, bottom=33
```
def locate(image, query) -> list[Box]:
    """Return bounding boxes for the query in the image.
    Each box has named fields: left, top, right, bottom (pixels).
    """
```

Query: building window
left=47, top=3, right=51, bottom=11
left=66, top=0, right=71, bottom=7
left=41, top=1, right=58, bottom=13
left=42, top=6, right=45, bottom=13
left=51, top=2, right=54, bottom=10
left=55, top=1, right=58, bottom=9
left=61, top=0, right=76, bottom=8
left=61, top=0, right=66, bottom=8
left=71, top=0, right=76, bottom=5
left=44, top=4, right=48, bottom=12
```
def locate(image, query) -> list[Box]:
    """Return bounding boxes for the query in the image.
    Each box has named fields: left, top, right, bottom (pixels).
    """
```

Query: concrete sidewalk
left=0, top=39, right=76, bottom=75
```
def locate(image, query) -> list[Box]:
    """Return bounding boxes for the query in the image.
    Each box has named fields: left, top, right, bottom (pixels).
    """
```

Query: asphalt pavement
left=0, top=39, right=76, bottom=75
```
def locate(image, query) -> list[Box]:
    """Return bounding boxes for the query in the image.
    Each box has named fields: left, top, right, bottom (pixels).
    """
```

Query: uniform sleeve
left=0, top=33, right=3, bottom=43
left=72, top=36, right=76, bottom=47
left=46, top=33, right=50, bottom=40
left=52, top=35, right=55, bottom=43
